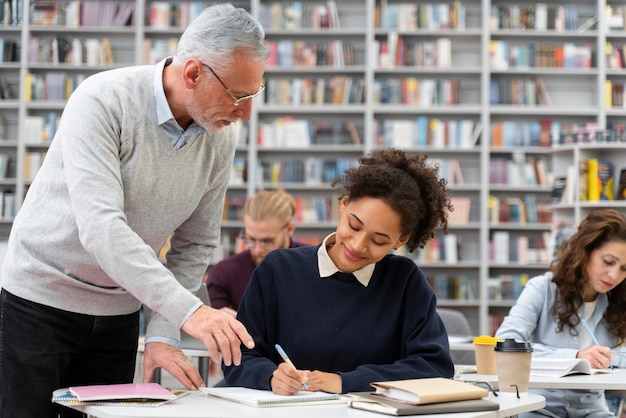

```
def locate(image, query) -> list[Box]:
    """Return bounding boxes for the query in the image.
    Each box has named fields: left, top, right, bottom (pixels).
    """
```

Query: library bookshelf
left=3, top=0, right=626, bottom=336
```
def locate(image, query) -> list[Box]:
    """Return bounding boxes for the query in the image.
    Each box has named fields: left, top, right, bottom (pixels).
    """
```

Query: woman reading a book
left=496, top=209, right=626, bottom=417
left=223, top=148, right=455, bottom=394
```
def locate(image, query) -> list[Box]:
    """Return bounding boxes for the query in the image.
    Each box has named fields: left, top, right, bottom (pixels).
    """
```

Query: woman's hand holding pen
left=271, top=362, right=311, bottom=395
left=306, top=370, right=342, bottom=394
left=577, top=345, right=613, bottom=369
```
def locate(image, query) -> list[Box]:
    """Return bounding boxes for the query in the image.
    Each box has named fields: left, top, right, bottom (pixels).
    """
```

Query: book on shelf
left=199, top=387, right=347, bottom=408
left=616, top=167, right=626, bottom=200
left=447, top=196, right=471, bottom=225
left=587, top=158, right=614, bottom=201
left=530, top=358, right=612, bottom=378
left=348, top=392, right=499, bottom=416
left=550, top=175, right=567, bottom=204
left=52, top=383, right=189, bottom=407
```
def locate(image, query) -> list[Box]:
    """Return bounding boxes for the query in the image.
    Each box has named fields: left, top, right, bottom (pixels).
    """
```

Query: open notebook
left=199, top=387, right=349, bottom=407
left=530, top=358, right=613, bottom=377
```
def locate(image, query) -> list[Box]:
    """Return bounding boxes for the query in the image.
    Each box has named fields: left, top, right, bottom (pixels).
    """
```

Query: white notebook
left=530, top=358, right=613, bottom=377
left=199, top=387, right=349, bottom=408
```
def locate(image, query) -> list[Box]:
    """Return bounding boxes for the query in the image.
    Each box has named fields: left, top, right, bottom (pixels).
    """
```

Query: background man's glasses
left=200, top=62, right=264, bottom=106
left=241, top=235, right=276, bottom=250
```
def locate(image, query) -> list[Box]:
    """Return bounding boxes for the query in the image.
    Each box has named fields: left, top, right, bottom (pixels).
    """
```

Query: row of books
left=554, top=123, right=626, bottom=145
left=256, top=157, right=358, bottom=185
left=0, top=77, right=14, bottom=100
left=488, top=195, right=553, bottom=225
left=30, top=1, right=134, bottom=27
left=258, top=1, right=340, bottom=30
left=23, top=113, right=59, bottom=144
left=264, top=77, right=365, bottom=106
left=0, top=153, right=9, bottom=178
left=266, top=40, right=356, bottom=68
left=490, top=4, right=581, bottom=31
left=606, top=43, right=626, bottom=69
left=416, top=233, right=461, bottom=265
left=487, top=274, right=530, bottom=302
left=1, top=188, right=14, bottom=220
left=227, top=195, right=340, bottom=224
left=489, top=231, right=550, bottom=265
left=257, top=118, right=362, bottom=147
left=488, top=156, right=551, bottom=187
left=606, top=5, right=626, bottom=32
left=375, top=35, right=451, bottom=69
left=375, top=2, right=467, bottom=31
left=491, top=119, right=554, bottom=148
left=605, top=80, right=626, bottom=109
left=0, top=37, right=17, bottom=62
left=28, top=37, right=114, bottom=65
left=553, top=159, right=626, bottom=204
left=148, top=1, right=214, bottom=29
left=0, top=0, right=20, bottom=26
left=23, top=151, right=45, bottom=181
left=373, top=78, right=459, bottom=106
left=142, top=38, right=177, bottom=65
left=427, top=274, right=474, bottom=301
left=24, top=72, right=86, bottom=101
left=490, top=41, right=593, bottom=70
left=375, top=118, right=478, bottom=150
left=489, top=77, right=552, bottom=107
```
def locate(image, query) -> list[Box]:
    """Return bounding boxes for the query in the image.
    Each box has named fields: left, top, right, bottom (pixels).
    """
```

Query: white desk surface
left=459, top=369, right=626, bottom=390
left=62, top=391, right=545, bottom=418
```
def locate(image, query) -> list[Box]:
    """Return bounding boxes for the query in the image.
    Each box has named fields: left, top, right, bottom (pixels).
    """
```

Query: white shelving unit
left=3, top=0, right=626, bottom=335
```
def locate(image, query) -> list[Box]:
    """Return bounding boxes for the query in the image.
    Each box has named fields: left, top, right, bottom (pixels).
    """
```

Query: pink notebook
left=69, top=383, right=177, bottom=401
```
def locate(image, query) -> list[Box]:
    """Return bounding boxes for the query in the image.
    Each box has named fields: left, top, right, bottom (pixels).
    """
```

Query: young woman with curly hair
left=223, top=148, right=455, bottom=395
left=496, top=208, right=626, bottom=418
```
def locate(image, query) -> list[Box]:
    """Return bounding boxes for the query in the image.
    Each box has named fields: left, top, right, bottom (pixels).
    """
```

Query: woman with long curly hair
left=496, top=208, right=626, bottom=417
left=223, top=148, right=455, bottom=395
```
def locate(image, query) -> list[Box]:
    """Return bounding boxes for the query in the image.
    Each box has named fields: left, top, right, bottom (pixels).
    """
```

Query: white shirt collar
left=317, top=233, right=376, bottom=287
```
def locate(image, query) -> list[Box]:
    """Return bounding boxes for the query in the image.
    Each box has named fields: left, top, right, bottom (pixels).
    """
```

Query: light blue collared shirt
left=154, top=57, right=206, bottom=149
left=146, top=58, right=206, bottom=348
left=317, top=233, right=376, bottom=286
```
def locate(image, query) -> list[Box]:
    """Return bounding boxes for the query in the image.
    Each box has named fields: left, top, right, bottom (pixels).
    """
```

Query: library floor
left=133, top=352, right=225, bottom=389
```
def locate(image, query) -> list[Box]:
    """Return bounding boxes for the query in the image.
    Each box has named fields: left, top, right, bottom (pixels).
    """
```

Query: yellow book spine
left=23, top=73, right=32, bottom=102
left=588, top=158, right=600, bottom=202
left=606, top=80, right=613, bottom=108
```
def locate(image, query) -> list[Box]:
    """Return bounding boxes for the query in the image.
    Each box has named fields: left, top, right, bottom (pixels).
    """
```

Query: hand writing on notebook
left=271, top=366, right=344, bottom=395
left=271, top=362, right=311, bottom=395
left=577, top=345, right=613, bottom=369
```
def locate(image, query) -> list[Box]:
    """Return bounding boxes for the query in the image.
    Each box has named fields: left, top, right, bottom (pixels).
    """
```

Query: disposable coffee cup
left=473, top=335, right=501, bottom=374
left=494, top=339, right=533, bottom=398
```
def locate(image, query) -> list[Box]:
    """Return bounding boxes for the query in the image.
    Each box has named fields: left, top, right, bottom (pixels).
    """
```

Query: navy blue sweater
left=223, top=245, right=454, bottom=392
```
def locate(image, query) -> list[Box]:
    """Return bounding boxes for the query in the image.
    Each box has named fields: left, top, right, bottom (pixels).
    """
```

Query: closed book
left=370, top=378, right=488, bottom=405
left=349, top=392, right=499, bottom=416
left=52, top=384, right=189, bottom=408
left=68, top=382, right=177, bottom=402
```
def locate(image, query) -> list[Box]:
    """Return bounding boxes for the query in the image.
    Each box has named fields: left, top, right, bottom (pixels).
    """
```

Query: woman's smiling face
left=328, top=195, right=408, bottom=273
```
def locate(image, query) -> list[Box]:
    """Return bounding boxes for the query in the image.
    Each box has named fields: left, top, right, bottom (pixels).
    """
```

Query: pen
left=275, top=343, right=308, bottom=390
left=581, top=319, right=613, bottom=369
left=581, top=318, right=601, bottom=346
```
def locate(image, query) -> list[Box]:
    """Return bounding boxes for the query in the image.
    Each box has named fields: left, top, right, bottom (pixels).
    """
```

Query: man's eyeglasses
left=200, top=62, right=265, bottom=106
left=240, top=235, right=277, bottom=250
